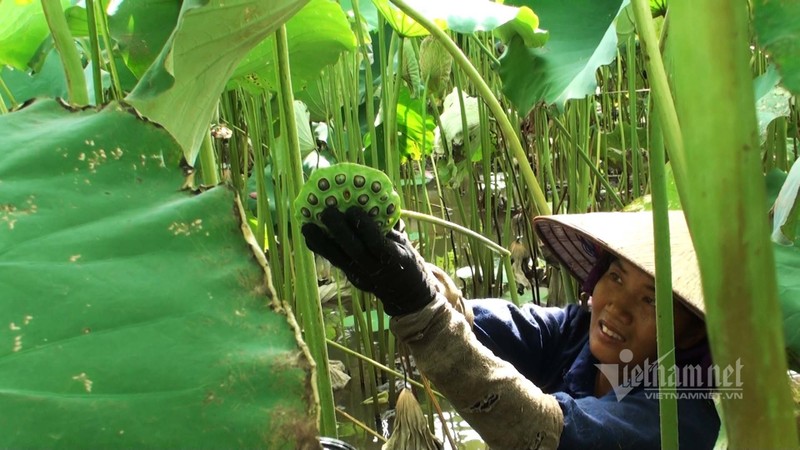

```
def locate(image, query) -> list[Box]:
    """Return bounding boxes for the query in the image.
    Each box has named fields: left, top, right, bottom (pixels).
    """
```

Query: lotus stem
left=42, top=0, right=89, bottom=106
left=389, top=0, right=551, bottom=217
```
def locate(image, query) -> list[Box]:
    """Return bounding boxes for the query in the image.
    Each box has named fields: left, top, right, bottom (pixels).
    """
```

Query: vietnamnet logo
left=595, top=349, right=744, bottom=401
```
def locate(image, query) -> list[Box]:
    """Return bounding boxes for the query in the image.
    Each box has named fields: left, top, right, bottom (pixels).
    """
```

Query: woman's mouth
left=599, top=320, right=625, bottom=342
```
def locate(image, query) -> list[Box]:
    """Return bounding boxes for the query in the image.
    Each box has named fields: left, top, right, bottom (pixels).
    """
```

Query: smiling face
left=589, top=258, right=658, bottom=366
left=588, top=258, right=705, bottom=367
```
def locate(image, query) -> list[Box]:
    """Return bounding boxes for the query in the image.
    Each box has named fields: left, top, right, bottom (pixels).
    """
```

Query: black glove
left=301, top=206, right=437, bottom=316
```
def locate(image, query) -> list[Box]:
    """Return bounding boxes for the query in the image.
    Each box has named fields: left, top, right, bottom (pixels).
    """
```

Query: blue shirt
left=469, top=299, right=720, bottom=449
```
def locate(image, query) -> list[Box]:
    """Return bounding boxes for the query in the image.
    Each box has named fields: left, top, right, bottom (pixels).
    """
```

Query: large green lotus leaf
left=227, top=0, right=357, bottom=94
left=64, top=0, right=178, bottom=80
left=754, top=0, right=800, bottom=96
left=765, top=169, right=800, bottom=371
left=396, top=85, right=436, bottom=161
left=340, top=0, right=381, bottom=31
left=0, top=99, right=317, bottom=448
left=372, top=0, right=547, bottom=47
left=754, top=64, right=793, bottom=145
left=125, top=0, right=310, bottom=164
left=106, top=0, right=182, bottom=79
left=0, top=0, right=69, bottom=70
left=0, top=49, right=68, bottom=109
left=498, top=0, right=626, bottom=112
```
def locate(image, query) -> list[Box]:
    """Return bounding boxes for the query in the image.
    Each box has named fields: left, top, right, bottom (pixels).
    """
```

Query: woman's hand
left=301, top=206, right=437, bottom=316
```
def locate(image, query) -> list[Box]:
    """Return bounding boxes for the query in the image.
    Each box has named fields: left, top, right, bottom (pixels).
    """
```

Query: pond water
left=329, top=338, right=489, bottom=450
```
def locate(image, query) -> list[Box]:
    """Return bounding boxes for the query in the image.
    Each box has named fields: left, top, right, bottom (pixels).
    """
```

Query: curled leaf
left=772, top=158, right=800, bottom=246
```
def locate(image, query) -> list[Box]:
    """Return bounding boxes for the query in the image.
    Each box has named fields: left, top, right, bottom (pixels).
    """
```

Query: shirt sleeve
left=469, top=300, right=590, bottom=389
left=555, top=391, right=720, bottom=449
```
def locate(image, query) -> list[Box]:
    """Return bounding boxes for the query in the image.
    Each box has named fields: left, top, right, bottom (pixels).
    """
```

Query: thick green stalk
left=670, top=1, right=798, bottom=447
left=259, top=91, right=285, bottom=297
left=537, top=110, right=560, bottom=211
left=198, top=132, right=220, bottom=186
left=94, top=0, right=123, bottom=100
left=274, top=25, right=337, bottom=437
left=42, top=0, right=89, bottom=106
left=389, top=0, right=550, bottom=217
left=629, top=0, right=688, bottom=214
left=616, top=50, right=630, bottom=204
left=350, top=0, right=379, bottom=166
left=648, top=110, right=678, bottom=449
left=85, top=0, right=103, bottom=104
left=382, top=32, right=400, bottom=184
left=627, top=36, right=641, bottom=199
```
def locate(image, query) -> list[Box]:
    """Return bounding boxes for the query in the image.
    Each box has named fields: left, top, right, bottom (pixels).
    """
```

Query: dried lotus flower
left=382, top=388, right=442, bottom=450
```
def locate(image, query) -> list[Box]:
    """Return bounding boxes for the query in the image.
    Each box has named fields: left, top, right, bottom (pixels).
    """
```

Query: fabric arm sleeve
left=554, top=392, right=719, bottom=449
left=390, top=296, right=564, bottom=450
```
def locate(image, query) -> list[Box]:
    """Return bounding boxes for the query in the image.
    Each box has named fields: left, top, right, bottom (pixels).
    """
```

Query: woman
left=302, top=207, right=720, bottom=449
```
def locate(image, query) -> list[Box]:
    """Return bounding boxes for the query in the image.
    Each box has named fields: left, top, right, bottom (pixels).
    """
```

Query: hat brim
left=533, top=212, right=705, bottom=318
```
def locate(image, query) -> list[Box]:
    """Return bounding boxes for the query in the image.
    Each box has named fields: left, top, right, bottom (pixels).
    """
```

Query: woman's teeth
left=601, top=323, right=624, bottom=341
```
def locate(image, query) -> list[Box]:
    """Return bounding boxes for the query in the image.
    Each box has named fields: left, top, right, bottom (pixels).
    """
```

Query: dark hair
left=581, top=248, right=614, bottom=295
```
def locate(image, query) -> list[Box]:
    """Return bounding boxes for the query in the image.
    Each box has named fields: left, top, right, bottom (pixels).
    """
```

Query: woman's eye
left=609, top=272, right=622, bottom=284
left=643, top=296, right=656, bottom=306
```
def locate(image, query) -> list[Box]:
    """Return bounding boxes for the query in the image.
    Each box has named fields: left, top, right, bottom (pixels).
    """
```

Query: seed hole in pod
left=325, top=196, right=338, bottom=207
left=335, top=174, right=346, bottom=185
left=386, top=204, right=396, bottom=215
left=318, top=178, right=331, bottom=191
left=316, top=212, right=323, bottom=222
left=371, top=181, right=382, bottom=193
left=368, top=206, right=379, bottom=217
left=353, top=175, right=366, bottom=188
left=307, top=193, right=319, bottom=205
left=301, top=207, right=312, bottom=218
left=379, top=194, right=388, bottom=202
left=343, top=190, right=351, bottom=201
left=357, top=194, right=369, bottom=205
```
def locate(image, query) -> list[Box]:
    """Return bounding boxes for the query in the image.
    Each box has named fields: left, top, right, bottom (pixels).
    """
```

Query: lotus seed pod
left=294, top=163, right=402, bottom=234
left=420, top=36, right=452, bottom=100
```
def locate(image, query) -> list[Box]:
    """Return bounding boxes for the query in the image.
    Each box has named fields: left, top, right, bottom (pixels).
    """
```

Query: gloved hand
left=301, top=206, right=437, bottom=316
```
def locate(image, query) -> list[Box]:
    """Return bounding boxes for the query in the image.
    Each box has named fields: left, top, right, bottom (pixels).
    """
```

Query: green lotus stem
left=85, top=0, right=103, bottom=103
left=626, top=36, right=642, bottom=199
left=402, top=209, right=510, bottom=256
left=0, top=76, right=16, bottom=110
left=389, top=0, right=551, bottom=217
left=42, top=0, right=89, bottom=106
left=198, top=131, right=220, bottom=186
left=551, top=117, right=625, bottom=209
left=334, top=409, right=388, bottom=443
left=629, top=0, right=688, bottom=214
left=648, top=110, right=678, bottom=449
left=670, top=0, right=799, bottom=447
left=274, top=25, right=337, bottom=437
left=94, top=0, right=123, bottom=100
left=327, top=339, right=441, bottom=397
left=351, top=0, right=380, bottom=166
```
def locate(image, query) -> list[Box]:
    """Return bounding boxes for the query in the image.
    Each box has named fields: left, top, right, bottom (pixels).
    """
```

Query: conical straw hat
left=533, top=211, right=704, bottom=318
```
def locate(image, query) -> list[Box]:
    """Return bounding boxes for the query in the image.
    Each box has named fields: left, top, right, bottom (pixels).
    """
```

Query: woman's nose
left=606, top=297, right=634, bottom=325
